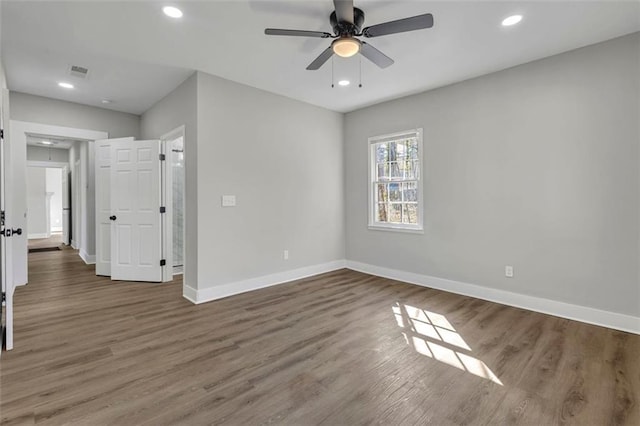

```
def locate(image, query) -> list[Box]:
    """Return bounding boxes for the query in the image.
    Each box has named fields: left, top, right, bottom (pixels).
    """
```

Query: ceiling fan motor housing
left=330, top=7, right=365, bottom=35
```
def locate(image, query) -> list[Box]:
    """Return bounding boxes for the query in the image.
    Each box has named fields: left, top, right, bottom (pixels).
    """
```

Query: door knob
left=12, top=228, right=22, bottom=235
left=110, top=215, right=117, bottom=221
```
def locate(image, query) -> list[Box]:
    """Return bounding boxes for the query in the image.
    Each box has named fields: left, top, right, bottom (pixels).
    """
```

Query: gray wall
left=9, top=92, right=140, bottom=138
left=141, top=72, right=198, bottom=288
left=27, top=145, right=68, bottom=163
left=345, top=33, right=640, bottom=317
left=195, top=72, right=344, bottom=289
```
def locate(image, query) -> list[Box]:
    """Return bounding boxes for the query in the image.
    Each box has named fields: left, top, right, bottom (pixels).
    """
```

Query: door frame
left=1, top=88, right=10, bottom=351
left=160, top=125, right=185, bottom=282
left=10, top=121, right=107, bottom=286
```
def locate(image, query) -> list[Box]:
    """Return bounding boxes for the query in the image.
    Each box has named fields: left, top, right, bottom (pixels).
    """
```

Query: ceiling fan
left=264, top=0, right=434, bottom=70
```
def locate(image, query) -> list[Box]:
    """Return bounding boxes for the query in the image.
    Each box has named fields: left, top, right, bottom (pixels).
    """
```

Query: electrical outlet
left=283, top=250, right=289, bottom=260
left=505, top=265, right=514, bottom=278
left=221, top=195, right=236, bottom=207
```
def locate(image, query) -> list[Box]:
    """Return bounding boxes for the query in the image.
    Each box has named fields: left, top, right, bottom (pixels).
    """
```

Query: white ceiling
left=2, top=1, right=639, bottom=115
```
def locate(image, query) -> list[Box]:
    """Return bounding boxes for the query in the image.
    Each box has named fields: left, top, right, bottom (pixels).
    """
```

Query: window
left=368, top=129, right=423, bottom=233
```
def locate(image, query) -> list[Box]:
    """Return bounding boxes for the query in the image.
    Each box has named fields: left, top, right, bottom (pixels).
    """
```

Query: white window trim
left=368, top=128, right=424, bottom=234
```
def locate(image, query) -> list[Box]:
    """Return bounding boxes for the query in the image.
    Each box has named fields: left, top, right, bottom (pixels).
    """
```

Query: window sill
left=368, top=224, right=424, bottom=235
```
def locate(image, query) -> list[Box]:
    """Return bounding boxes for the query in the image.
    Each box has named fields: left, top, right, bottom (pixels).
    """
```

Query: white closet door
left=95, top=137, right=133, bottom=276
left=110, top=139, right=162, bottom=282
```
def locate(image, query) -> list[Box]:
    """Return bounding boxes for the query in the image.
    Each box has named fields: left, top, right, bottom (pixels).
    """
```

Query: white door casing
left=1, top=88, right=13, bottom=350
left=7, top=121, right=27, bottom=290
left=110, top=139, right=162, bottom=282
left=61, top=164, right=70, bottom=245
left=95, top=137, right=134, bottom=276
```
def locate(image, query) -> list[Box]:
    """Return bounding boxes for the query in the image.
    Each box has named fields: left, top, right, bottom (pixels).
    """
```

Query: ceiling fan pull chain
left=359, top=55, right=363, bottom=88
left=331, top=56, right=335, bottom=88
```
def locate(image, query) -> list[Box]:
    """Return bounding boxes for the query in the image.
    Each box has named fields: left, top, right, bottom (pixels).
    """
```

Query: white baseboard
left=28, top=233, right=49, bottom=239
left=184, top=260, right=347, bottom=304
left=79, top=250, right=96, bottom=265
left=70, top=240, right=78, bottom=249
left=346, top=260, right=640, bottom=335
left=183, top=285, right=198, bottom=304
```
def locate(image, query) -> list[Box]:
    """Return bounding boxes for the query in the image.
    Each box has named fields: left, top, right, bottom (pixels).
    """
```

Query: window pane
left=389, top=142, right=398, bottom=161
left=376, top=183, right=388, bottom=203
left=390, top=162, right=403, bottom=179
left=389, top=203, right=402, bottom=223
left=408, top=139, right=418, bottom=160
left=411, top=160, right=420, bottom=180
left=376, top=143, right=388, bottom=163
left=403, top=182, right=417, bottom=202
left=377, top=163, right=389, bottom=181
left=396, top=141, right=407, bottom=160
left=403, top=203, right=418, bottom=224
left=376, top=203, right=388, bottom=222
left=389, top=183, right=401, bottom=202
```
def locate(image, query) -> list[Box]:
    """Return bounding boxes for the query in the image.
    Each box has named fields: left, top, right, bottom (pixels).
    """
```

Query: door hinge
left=160, top=259, right=166, bottom=266
left=1, top=292, right=5, bottom=303
left=159, top=206, right=166, bottom=213
left=159, top=153, right=166, bottom=161
left=0, top=210, right=5, bottom=227
left=0, top=129, right=4, bottom=139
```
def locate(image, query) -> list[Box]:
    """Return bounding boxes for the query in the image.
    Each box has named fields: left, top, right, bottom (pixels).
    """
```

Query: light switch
left=222, top=195, right=236, bottom=207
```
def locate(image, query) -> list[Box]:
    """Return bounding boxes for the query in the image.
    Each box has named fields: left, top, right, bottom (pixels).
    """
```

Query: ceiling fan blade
left=265, top=28, right=332, bottom=38
left=360, top=42, right=394, bottom=69
left=333, top=0, right=354, bottom=24
left=362, top=13, right=434, bottom=38
left=306, top=46, right=334, bottom=70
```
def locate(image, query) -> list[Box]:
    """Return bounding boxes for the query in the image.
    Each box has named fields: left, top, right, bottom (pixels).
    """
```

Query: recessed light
left=163, top=6, right=183, bottom=18
left=41, top=141, right=54, bottom=145
left=502, top=15, right=523, bottom=26
left=101, top=99, right=112, bottom=104
left=338, top=80, right=350, bottom=87
left=58, top=82, right=74, bottom=89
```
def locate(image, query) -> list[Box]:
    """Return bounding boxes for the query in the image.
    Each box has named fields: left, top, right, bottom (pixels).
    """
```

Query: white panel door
left=95, top=137, right=133, bottom=276
left=110, top=139, right=162, bottom=282
left=1, top=88, right=14, bottom=350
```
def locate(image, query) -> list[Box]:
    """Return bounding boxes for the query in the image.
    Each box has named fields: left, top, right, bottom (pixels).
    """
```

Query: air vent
left=68, top=65, right=89, bottom=79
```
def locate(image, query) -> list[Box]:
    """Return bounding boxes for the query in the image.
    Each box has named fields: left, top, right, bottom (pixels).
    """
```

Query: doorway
left=26, top=165, right=65, bottom=251
left=162, top=126, right=186, bottom=276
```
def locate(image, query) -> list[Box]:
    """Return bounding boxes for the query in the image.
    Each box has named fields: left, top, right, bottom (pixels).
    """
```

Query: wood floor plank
left=1, top=247, right=638, bottom=425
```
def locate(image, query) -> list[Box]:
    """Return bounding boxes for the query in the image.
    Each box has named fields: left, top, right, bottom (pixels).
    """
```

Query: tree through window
left=369, top=129, right=423, bottom=232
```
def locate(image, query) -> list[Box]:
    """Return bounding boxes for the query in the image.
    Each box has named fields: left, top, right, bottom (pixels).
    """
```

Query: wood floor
left=1, top=248, right=638, bottom=425
left=27, top=234, right=63, bottom=251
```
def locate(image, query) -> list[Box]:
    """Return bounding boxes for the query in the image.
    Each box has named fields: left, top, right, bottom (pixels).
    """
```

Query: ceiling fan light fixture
left=332, top=37, right=361, bottom=58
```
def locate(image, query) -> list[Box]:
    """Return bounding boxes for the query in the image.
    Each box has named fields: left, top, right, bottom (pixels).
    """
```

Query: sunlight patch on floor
left=394, top=302, right=503, bottom=386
